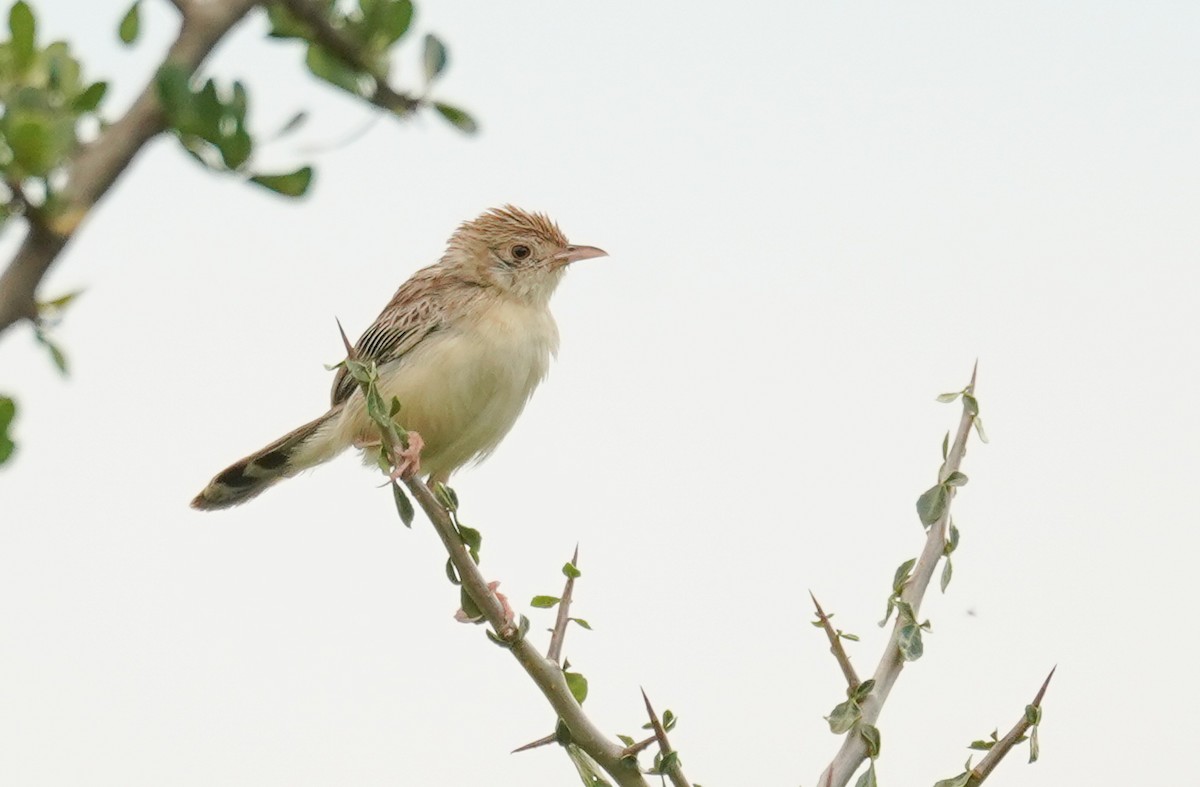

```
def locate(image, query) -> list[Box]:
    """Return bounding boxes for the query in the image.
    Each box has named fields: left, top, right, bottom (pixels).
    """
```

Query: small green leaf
left=898, top=623, right=924, bottom=661
left=530, top=595, right=560, bottom=609
left=422, top=33, right=447, bottom=82
left=72, top=81, right=108, bottom=113
left=9, top=1, right=36, bottom=68
left=458, top=587, right=482, bottom=621
left=878, top=596, right=896, bottom=627
left=892, top=558, right=916, bottom=592
left=852, top=679, right=876, bottom=702
left=1029, top=724, right=1040, bottom=763
left=562, top=561, right=582, bottom=579
left=118, top=2, right=140, bottom=45
left=826, top=698, right=861, bottom=734
left=376, top=0, right=413, bottom=45
left=936, top=391, right=961, bottom=403
left=250, top=166, right=314, bottom=198
left=554, top=717, right=572, bottom=746
left=941, top=430, right=949, bottom=459
left=858, top=724, right=881, bottom=758
left=1025, top=704, right=1042, bottom=726
left=0, top=396, right=16, bottom=465
left=854, top=760, right=878, bottom=787
left=564, top=670, right=588, bottom=704
left=662, top=709, right=676, bottom=731
left=973, top=415, right=989, bottom=444
left=457, top=524, right=482, bottom=553
left=444, top=557, right=460, bottom=585
left=433, top=102, right=478, bottom=134
left=391, top=481, right=414, bottom=526
left=305, top=44, right=368, bottom=96
left=434, top=482, right=458, bottom=511
left=945, top=522, right=960, bottom=554
left=940, top=557, right=953, bottom=593
left=916, top=482, right=949, bottom=526
left=656, top=750, right=679, bottom=773
left=968, top=739, right=995, bottom=751
left=933, top=773, right=971, bottom=787
left=962, top=392, right=979, bottom=416
left=944, top=471, right=968, bottom=487
left=570, top=617, right=592, bottom=630
left=616, top=734, right=635, bottom=747
left=839, top=631, right=859, bottom=642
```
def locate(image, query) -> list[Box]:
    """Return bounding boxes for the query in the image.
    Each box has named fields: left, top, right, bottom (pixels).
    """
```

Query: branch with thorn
left=642, top=690, right=691, bottom=787
left=811, top=592, right=860, bottom=690
left=964, top=667, right=1056, bottom=786
left=818, top=364, right=996, bottom=787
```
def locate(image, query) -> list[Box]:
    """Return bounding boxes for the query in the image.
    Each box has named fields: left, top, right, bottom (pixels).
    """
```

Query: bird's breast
left=368, top=296, right=559, bottom=478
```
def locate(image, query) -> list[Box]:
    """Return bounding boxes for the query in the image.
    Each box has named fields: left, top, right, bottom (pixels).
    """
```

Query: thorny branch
left=817, top=364, right=982, bottom=787
left=642, top=689, right=691, bottom=787
left=546, top=544, right=580, bottom=664
left=966, top=667, right=1056, bottom=786
left=811, top=592, right=860, bottom=691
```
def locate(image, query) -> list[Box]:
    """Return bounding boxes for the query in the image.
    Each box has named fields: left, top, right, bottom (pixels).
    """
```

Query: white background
left=3, top=2, right=1198, bottom=785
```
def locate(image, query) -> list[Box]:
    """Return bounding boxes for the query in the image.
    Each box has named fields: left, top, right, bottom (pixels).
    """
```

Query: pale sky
left=3, top=1, right=1198, bottom=785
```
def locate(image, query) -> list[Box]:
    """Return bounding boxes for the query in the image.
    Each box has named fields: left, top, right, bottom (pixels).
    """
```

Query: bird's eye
left=511, top=244, right=531, bottom=261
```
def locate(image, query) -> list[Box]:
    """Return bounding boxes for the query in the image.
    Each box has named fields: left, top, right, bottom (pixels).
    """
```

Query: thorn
left=335, top=317, right=356, bottom=359
left=969, top=358, right=979, bottom=390
left=511, top=733, right=557, bottom=754
left=1032, top=665, right=1057, bottom=707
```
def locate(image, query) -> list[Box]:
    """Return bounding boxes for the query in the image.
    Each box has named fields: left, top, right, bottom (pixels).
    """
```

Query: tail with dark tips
left=191, top=410, right=339, bottom=510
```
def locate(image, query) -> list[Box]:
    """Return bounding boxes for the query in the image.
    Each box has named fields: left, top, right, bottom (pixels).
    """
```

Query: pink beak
left=553, top=244, right=608, bottom=267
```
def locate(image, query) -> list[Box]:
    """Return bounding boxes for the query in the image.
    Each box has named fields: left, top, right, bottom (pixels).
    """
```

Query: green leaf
left=305, top=44, right=368, bottom=96
left=433, top=102, right=478, bottom=134
left=826, top=698, right=861, bottom=734
left=933, top=773, right=971, bottom=787
left=118, top=2, right=140, bottom=45
left=72, top=81, right=108, bottom=113
left=854, top=760, right=878, bottom=787
left=570, top=617, right=592, bottom=630
left=916, top=482, right=949, bottom=526
left=898, top=623, right=924, bottom=661
left=962, top=392, right=979, bottom=416
left=936, top=390, right=961, bottom=403
left=265, top=3, right=309, bottom=39
left=434, top=482, right=458, bottom=511
left=564, top=670, right=588, bottom=704
left=375, top=0, right=413, bottom=45
left=457, top=524, right=481, bottom=553
left=391, top=481, right=414, bottom=526
left=940, top=557, right=953, bottom=593
left=656, top=750, right=679, bottom=774
left=530, top=595, right=560, bottom=608
left=422, top=33, right=447, bottom=82
left=9, top=1, right=35, bottom=69
left=967, top=739, right=995, bottom=751
left=1029, top=724, right=1040, bottom=763
left=892, top=558, right=916, bottom=593
left=941, top=430, right=949, bottom=460
left=616, top=734, right=635, bottom=747
left=839, top=631, right=859, bottom=641
left=458, top=587, right=482, bottom=621
left=562, top=561, right=582, bottom=579
left=444, top=557, right=460, bottom=585
left=858, top=723, right=881, bottom=758
left=944, top=471, right=968, bottom=487
left=852, top=679, right=875, bottom=702
left=0, top=395, right=16, bottom=466
left=662, top=709, right=676, bottom=731
left=973, top=415, right=989, bottom=444
left=945, top=522, right=960, bottom=554
left=1024, top=704, right=1042, bottom=726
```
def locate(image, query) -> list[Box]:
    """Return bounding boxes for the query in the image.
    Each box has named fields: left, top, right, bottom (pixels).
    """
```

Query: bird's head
left=444, top=205, right=607, bottom=304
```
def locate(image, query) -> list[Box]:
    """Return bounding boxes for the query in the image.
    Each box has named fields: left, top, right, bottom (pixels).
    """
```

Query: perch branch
left=967, top=667, right=1056, bottom=785
left=810, top=592, right=860, bottom=690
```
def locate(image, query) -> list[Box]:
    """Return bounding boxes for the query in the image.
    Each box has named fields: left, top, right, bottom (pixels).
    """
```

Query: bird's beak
left=553, top=244, right=608, bottom=268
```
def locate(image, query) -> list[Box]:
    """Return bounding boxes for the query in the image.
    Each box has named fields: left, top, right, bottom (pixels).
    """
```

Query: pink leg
left=387, top=431, right=425, bottom=481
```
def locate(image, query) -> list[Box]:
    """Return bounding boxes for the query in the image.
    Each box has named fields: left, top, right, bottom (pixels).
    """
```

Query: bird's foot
left=387, top=430, right=425, bottom=481
left=454, top=580, right=515, bottom=626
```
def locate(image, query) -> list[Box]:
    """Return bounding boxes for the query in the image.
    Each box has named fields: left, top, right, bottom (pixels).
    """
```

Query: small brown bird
left=191, top=206, right=606, bottom=510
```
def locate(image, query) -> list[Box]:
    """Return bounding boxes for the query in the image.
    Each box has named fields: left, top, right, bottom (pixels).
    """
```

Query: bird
left=191, top=206, right=606, bottom=511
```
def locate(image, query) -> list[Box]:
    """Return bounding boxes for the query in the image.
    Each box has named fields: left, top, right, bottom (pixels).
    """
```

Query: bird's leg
left=387, top=430, right=424, bottom=481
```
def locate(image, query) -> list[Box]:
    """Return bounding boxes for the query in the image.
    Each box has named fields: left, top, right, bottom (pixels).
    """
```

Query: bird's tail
left=191, top=409, right=342, bottom=511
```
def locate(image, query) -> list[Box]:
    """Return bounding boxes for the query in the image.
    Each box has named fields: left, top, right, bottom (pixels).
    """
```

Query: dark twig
left=641, top=689, right=691, bottom=787
left=0, top=0, right=261, bottom=335
left=966, top=667, right=1056, bottom=785
left=546, top=544, right=580, bottom=664
left=277, top=0, right=421, bottom=115
left=810, top=592, right=860, bottom=691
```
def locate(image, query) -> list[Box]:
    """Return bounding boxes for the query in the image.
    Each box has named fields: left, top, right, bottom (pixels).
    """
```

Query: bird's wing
left=330, top=270, right=449, bottom=406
